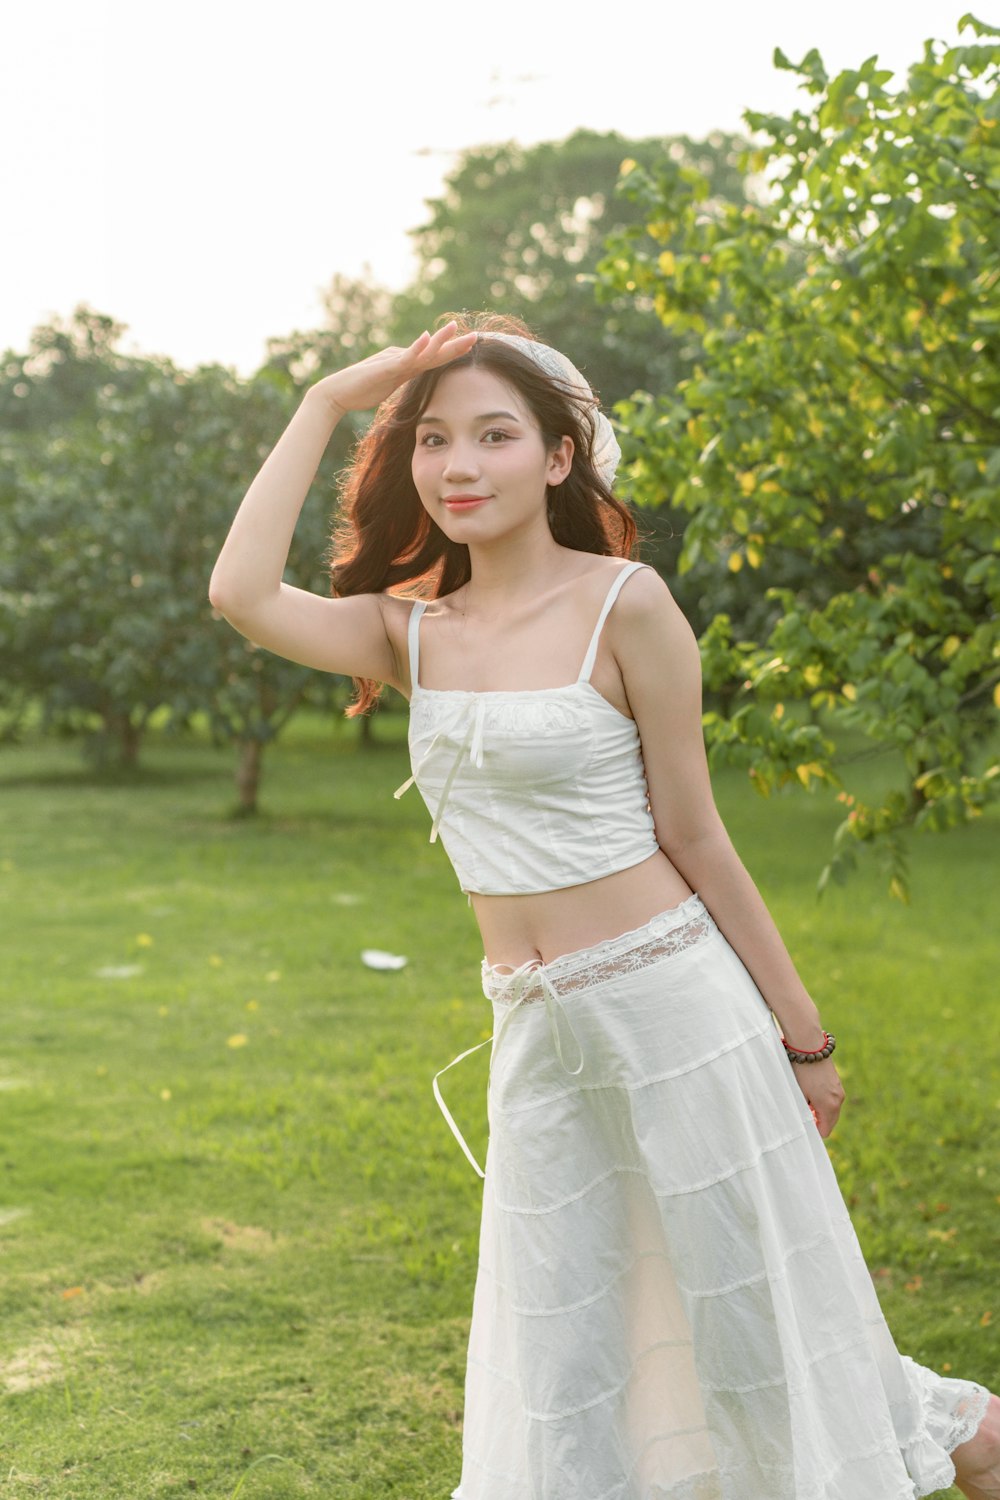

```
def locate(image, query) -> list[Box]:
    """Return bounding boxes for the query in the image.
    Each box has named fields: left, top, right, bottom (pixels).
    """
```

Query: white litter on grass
left=94, top=965, right=144, bottom=979
left=360, top=949, right=408, bottom=972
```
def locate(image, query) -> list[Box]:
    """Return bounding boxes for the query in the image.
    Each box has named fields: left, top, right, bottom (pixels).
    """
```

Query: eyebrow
left=415, top=410, right=523, bottom=426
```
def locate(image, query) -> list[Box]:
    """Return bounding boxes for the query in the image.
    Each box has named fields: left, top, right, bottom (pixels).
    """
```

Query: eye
left=418, top=432, right=445, bottom=447
left=483, top=428, right=512, bottom=444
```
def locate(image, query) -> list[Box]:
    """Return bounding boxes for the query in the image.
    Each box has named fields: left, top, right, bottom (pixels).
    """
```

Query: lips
left=442, top=495, right=491, bottom=510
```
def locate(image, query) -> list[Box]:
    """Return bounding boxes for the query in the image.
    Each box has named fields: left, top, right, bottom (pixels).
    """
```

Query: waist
left=430, top=890, right=718, bottom=1179
left=481, top=893, right=716, bottom=1003
left=474, top=850, right=694, bottom=968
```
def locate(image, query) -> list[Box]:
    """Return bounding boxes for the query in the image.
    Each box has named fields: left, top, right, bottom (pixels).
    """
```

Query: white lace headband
left=477, top=332, right=621, bottom=490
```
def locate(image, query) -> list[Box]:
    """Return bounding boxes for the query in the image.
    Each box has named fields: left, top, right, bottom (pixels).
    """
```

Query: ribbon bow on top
left=393, top=696, right=487, bottom=844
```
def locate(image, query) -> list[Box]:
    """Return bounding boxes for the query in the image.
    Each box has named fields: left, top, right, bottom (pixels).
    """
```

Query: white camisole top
left=393, top=560, right=660, bottom=895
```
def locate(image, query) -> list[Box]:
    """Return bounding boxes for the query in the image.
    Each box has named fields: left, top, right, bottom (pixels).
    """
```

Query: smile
left=442, top=496, right=492, bottom=510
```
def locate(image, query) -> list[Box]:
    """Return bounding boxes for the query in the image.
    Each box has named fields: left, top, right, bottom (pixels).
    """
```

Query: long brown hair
left=327, top=311, right=639, bottom=716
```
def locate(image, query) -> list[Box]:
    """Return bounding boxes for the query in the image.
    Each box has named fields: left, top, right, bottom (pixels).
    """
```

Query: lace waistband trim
left=482, top=897, right=717, bottom=1005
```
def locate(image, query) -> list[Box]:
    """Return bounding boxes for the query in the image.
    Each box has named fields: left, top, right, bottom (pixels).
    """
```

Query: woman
left=209, top=314, right=998, bottom=1499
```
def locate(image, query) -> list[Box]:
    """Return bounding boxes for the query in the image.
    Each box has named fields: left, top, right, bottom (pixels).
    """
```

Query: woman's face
left=410, top=366, right=572, bottom=542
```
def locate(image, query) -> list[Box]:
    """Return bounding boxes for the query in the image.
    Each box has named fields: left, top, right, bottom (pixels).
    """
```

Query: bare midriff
left=472, top=848, right=694, bottom=969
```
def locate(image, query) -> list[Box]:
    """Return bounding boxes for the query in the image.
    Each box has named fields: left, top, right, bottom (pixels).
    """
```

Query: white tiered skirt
left=448, top=896, right=989, bottom=1499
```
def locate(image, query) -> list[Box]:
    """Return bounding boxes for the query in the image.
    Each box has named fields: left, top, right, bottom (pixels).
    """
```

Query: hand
left=311, top=321, right=478, bottom=417
left=790, top=1056, right=845, bottom=1138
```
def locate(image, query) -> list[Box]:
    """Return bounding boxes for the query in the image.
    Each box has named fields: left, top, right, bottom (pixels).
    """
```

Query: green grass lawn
left=0, top=714, right=996, bottom=1498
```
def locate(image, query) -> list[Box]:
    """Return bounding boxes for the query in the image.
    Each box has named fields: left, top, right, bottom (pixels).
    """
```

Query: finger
left=406, top=322, right=454, bottom=354
left=435, top=332, right=478, bottom=358
left=403, top=325, right=461, bottom=364
left=429, top=331, right=478, bottom=358
left=398, top=325, right=476, bottom=380
left=427, top=322, right=476, bottom=352
left=413, top=331, right=478, bottom=371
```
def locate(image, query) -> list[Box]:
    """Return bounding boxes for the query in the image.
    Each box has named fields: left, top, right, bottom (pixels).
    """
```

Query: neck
left=462, top=516, right=569, bottom=616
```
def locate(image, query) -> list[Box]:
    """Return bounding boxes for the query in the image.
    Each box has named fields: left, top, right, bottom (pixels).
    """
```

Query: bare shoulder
left=606, top=563, right=700, bottom=668
left=567, top=551, right=652, bottom=598
left=612, top=561, right=681, bottom=620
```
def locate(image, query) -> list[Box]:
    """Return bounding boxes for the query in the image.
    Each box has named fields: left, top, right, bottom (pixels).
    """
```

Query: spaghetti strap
left=577, top=561, right=650, bottom=683
left=408, top=599, right=427, bottom=692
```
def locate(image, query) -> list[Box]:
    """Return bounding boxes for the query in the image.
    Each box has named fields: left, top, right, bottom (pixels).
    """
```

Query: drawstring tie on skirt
left=432, top=958, right=585, bottom=1179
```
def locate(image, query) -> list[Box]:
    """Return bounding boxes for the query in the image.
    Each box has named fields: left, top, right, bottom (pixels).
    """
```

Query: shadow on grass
left=201, top=807, right=424, bottom=834
left=0, top=761, right=235, bottom=791
left=0, top=724, right=407, bottom=793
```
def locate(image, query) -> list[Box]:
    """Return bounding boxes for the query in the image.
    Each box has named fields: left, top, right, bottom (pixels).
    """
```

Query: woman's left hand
left=790, top=1058, right=846, bottom=1138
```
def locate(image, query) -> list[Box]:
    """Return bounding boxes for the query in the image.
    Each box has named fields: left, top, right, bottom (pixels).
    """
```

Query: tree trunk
left=236, top=738, right=263, bottom=813
left=102, top=710, right=143, bottom=766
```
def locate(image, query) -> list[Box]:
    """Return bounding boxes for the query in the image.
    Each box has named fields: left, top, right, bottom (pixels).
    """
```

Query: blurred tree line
left=1, top=15, right=996, bottom=888
left=0, top=313, right=349, bottom=808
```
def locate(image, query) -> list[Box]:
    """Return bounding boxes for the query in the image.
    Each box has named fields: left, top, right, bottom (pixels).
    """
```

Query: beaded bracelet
left=782, top=1031, right=837, bottom=1063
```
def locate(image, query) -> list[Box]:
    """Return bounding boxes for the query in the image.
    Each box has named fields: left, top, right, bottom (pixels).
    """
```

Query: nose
left=442, top=441, right=481, bottom=482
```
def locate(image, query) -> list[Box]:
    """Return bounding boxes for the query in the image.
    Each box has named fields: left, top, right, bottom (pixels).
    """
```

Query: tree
left=0, top=306, right=141, bottom=436
left=0, top=309, right=346, bottom=805
left=0, top=314, right=190, bottom=762
left=153, top=358, right=343, bottom=810
left=259, top=272, right=396, bottom=388
left=392, top=128, right=751, bottom=408
left=597, top=15, right=1000, bottom=896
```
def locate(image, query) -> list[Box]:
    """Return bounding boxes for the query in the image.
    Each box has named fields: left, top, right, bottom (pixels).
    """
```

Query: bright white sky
left=0, top=0, right=979, bottom=375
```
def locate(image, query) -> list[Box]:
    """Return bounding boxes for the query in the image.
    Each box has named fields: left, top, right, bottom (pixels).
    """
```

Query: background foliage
left=597, top=14, right=1000, bottom=895
left=388, top=127, right=751, bottom=408
left=0, top=312, right=348, bottom=804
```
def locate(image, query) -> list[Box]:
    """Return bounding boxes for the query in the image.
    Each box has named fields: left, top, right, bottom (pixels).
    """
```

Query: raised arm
left=207, top=322, right=477, bottom=681
left=608, top=566, right=847, bottom=1137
